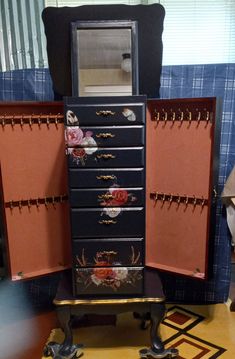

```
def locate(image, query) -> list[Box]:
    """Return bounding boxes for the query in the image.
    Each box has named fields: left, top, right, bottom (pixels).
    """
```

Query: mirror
left=71, top=20, right=139, bottom=97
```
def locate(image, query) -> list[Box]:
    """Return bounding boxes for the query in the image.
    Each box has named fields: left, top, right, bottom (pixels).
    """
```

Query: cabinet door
left=146, top=97, right=221, bottom=279
left=0, top=101, right=72, bottom=281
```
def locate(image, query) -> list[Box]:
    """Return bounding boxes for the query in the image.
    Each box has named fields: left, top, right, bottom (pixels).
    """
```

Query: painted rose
left=111, top=189, right=129, bottom=205
left=81, top=136, right=98, bottom=155
left=72, top=148, right=86, bottom=159
left=115, top=268, right=128, bottom=281
left=65, top=126, right=84, bottom=146
left=103, top=207, right=121, bottom=218
left=93, top=267, right=115, bottom=280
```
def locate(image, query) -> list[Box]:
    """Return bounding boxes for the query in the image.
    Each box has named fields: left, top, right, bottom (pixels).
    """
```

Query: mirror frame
left=71, top=20, right=139, bottom=97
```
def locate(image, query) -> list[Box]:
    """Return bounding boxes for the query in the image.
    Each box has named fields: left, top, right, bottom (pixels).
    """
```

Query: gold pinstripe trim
left=53, top=296, right=165, bottom=306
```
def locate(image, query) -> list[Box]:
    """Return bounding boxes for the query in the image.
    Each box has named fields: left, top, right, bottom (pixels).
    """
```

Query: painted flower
left=110, top=189, right=129, bottom=206
left=72, top=148, right=86, bottom=159
left=122, top=108, right=136, bottom=122
left=81, top=137, right=98, bottom=155
left=66, top=110, right=79, bottom=124
left=65, top=126, right=84, bottom=146
left=93, top=267, right=115, bottom=280
left=103, top=207, right=121, bottom=218
left=115, top=268, right=128, bottom=281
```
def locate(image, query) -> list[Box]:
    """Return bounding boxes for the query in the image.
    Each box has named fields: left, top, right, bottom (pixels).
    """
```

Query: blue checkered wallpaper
left=0, top=64, right=234, bottom=304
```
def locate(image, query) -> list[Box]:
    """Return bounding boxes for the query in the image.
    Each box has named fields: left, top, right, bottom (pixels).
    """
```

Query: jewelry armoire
left=0, top=4, right=221, bottom=359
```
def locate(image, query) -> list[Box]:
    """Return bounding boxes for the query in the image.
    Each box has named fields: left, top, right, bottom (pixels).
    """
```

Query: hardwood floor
left=229, top=249, right=235, bottom=311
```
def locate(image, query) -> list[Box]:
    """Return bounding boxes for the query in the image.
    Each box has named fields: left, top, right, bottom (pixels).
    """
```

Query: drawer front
left=71, top=207, right=145, bottom=238
left=69, top=188, right=144, bottom=207
left=67, top=147, right=144, bottom=168
left=74, top=266, right=144, bottom=296
left=68, top=168, right=145, bottom=188
left=73, top=238, right=144, bottom=267
left=65, top=103, right=145, bottom=126
left=65, top=125, right=144, bottom=147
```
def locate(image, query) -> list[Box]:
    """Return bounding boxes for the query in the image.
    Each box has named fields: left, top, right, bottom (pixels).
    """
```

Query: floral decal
left=122, top=108, right=136, bottom=122
left=66, top=110, right=79, bottom=125
left=99, top=185, right=137, bottom=219
left=65, top=126, right=98, bottom=166
left=75, top=247, right=142, bottom=291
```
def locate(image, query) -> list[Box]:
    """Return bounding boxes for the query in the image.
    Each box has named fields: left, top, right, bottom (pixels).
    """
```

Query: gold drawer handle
left=96, top=154, right=116, bottom=160
left=96, top=110, right=116, bottom=116
left=96, top=132, right=115, bottom=138
left=96, top=175, right=116, bottom=180
left=98, top=194, right=114, bottom=200
left=99, top=220, right=117, bottom=225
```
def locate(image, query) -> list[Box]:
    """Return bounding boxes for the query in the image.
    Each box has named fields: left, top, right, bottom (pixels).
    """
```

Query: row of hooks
left=0, top=113, right=64, bottom=128
left=152, top=108, right=213, bottom=123
left=5, top=194, right=68, bottom=211
left=150, top=192, right=208, bottom=208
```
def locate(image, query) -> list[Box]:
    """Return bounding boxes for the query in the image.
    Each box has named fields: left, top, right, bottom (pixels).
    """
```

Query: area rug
left=42, top=303, right=235, bottom=359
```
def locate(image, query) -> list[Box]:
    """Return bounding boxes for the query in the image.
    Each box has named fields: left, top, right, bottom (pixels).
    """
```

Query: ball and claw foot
left=43, top=341, right=83, bottom=359
left=139, top=347, right=178, bottom=358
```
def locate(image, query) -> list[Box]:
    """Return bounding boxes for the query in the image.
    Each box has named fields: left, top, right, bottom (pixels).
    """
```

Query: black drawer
left=73, top=238, right=144, bottom=267
left=71, top=207, right=145, bottom=238
left=74, top=266, right=144, bottom=296
left=65, top=125, right=144, bottom=147
left=67, top=147, right=144, bottom=168
left=68, top=168, right=145, bottom=188
left=69, top=188, right=144, bottom=207
left=64, top=98, right=145, bottom=126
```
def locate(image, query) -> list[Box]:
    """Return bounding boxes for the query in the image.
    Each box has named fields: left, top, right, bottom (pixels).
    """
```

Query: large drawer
left=71, top=207, right=145, bottom=238
left=69, top=187, right=144, bottom=207
left=67, top=147, right=144, bottom=168
left=65, top=125, right=144, bottom=147
left=64, top=98, right=145, bottom=126
left=73, top=238, right=144, bottom=267
left=74, top=266, right=144, bottom=296
left=68, top=168, right=145, bottom=188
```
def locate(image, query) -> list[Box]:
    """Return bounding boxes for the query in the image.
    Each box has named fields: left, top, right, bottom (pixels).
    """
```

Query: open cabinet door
left=146, top=98, right=221, bottom=279
left=0, top=102, right=71, bottom=281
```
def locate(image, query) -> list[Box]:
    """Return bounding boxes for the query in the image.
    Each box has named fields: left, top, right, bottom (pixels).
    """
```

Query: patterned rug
left=42, top=303, right=235, bottom=359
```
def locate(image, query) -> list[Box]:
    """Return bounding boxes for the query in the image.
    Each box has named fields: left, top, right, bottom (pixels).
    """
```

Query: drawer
left=73, top=238, right=144, bottom=267
left=71, top=207, right=145, bottom=238
left=74, top=266, right=144, bottom=296
left=64, top=97, right=145, bottom=126
left=65, top=125, right=144, bottom=147
left=68, top=168, right=145, bottom=188
left=69, top=188, right=144, bottom=207
left=67, top=147, right=144, bottom=168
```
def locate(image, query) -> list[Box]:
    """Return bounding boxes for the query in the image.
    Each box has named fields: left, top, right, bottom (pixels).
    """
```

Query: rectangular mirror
left=71, top=20, right=139, bottom=97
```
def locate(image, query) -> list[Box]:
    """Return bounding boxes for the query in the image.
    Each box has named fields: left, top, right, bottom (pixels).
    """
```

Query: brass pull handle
left=96, top=133, right=115, bottom=138
left=98, top=220, right=117, bottom=225
left=96, top=154, right=116, bottom=160
left=96, top=110, right=116, bottom=116
left=98, top=194, right=114, bottom=200
left=98, top=251, right=117, bottom=256
left=96, top=175, right=116, bottom=180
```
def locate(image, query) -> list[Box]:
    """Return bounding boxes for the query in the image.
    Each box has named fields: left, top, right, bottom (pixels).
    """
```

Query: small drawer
left=67, top=147, right=144, bottom=168
left=73, top=266, right=144, bottom=296
left=69, top=188, right=144, bottom=207
left=64, top=96, right=145, bottom=126
left=65, top=125, right=144, bottom=147
left=68, top=168, right=145, bottom=188
left=73, top=238, right=144, bottom=267
left=71, top=207, right=145, bottom=238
